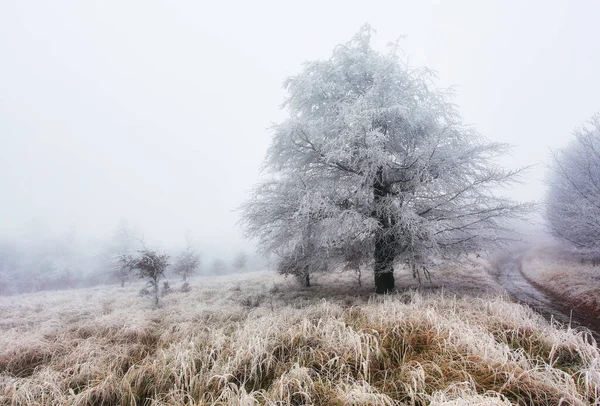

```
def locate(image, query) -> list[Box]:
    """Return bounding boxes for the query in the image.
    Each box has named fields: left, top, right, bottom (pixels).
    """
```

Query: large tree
left=242, top=26, right=530, bottom=293
left=546, top=112, right=600, bottom=259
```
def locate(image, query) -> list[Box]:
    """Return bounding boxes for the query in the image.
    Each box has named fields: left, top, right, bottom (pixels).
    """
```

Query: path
left=494, top=253, right=600, bottom=341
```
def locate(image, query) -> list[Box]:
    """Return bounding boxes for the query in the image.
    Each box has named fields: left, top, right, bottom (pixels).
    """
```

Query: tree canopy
left=132, top=249, right=169, bottom=305
left=242, top=25, right=530, bottom=293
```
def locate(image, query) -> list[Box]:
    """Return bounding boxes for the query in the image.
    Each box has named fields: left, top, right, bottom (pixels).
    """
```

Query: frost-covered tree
left=546, top=112, right=600, bottom=260
left=276, top=245, right=328, bottom=287
left=132, top=249, right=170, bottom=305
left=112, top=253, right=136, bottom=288
left=103, top=220, right=137, bottom=286
left=172, top=242, right=201, bottom=281
left=242, top=26, right=530, bottom=294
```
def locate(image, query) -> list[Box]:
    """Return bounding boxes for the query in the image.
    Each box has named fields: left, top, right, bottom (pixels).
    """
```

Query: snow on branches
left=242, top=25, right=531, bottom=293
left=546, top=112, right=600, bottom=260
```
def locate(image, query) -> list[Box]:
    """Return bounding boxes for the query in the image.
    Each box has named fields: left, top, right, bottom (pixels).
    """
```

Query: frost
left=242, top=25, right=531, bottom=292
left=546, top=112, right=600, bottom=259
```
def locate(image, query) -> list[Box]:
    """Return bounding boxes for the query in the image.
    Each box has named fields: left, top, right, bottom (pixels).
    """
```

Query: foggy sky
left=1, top=0, right=599, bottom=251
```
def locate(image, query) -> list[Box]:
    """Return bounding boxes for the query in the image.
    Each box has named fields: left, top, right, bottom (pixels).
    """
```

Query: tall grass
left=522, top=245, right=600, bottom=313
left=1, top=263, right=598, bottom=405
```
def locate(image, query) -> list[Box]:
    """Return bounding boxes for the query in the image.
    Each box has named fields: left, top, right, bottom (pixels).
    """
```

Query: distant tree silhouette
left=232, top=252, right=248, bottom=272
left=172, top=239, right=201, bottom=281
left=132, top=249, right=170, bottom=305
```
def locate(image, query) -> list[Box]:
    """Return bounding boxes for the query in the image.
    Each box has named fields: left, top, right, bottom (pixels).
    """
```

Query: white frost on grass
left=0, top=263, right=598, bottom=405
left=522, top=245, right=600, bottom=313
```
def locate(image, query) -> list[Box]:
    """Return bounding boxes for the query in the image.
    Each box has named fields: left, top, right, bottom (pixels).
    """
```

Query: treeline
left=0, top=223, right=260, bottom=296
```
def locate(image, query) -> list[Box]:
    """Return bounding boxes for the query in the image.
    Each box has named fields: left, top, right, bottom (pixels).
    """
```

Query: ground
left=1, top=258, right=599, bottom=405
left=522, top=245, right=600, bottom=314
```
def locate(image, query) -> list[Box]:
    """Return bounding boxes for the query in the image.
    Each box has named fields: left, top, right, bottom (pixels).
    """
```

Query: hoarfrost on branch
left=242, top=25, right=531, bottom=293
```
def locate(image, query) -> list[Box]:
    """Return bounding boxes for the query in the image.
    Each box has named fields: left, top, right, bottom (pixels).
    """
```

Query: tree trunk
left=373, top=167, right=396, bottom=294
left=153, top=279, right=159, bottom=306
left=374, top=233, right=395, bottom=293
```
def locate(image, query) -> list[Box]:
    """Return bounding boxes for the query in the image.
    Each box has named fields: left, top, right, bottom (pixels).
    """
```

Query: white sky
left=1, top=0, right=599, bottom=251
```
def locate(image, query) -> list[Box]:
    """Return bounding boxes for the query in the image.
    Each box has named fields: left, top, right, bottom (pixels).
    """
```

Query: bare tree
left=242, top=25, right=531, bottom=294
left=131, top=249, right=170, bottom=305
left=546, top=112, right=600, bottom=260
left=172, top=240, right=201, bottom=281
left=103, top=219, right=137, bottom=286
left=112, top=253, right=136, bottom=288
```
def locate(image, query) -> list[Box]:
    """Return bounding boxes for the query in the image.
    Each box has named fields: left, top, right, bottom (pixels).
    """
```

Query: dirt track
left=494, top=253, right=600, bottom=342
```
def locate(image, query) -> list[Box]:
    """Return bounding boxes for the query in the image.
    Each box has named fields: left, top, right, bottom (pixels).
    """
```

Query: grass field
left=522, top=245, right=600, bottom=314
left=1, top=260, right=599, bottom=405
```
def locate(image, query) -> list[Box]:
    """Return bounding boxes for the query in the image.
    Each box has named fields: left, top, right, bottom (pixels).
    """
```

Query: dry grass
left=522, top=245, right=600, bottom=313
left=0, top=261, right=599, bottom=405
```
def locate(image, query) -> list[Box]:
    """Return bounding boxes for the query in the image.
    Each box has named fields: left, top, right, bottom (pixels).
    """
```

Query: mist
left=2, top=0, right=600, bottom=293
left=4, top=3, right=600, bottom=404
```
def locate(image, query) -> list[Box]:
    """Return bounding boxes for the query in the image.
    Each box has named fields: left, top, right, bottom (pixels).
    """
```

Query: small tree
left=232, top=252, right=248, bottom=272
left=277, top=249, right=327, bottom=287
left=104, top=220, right=136, bottom=286
left=131, top=249, right=170, bottom=305
left=112, top=254, right=135, bottom=287
left=546, top=112, right=600, bottom=260
left=172, top=244, right=201, bottom=282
